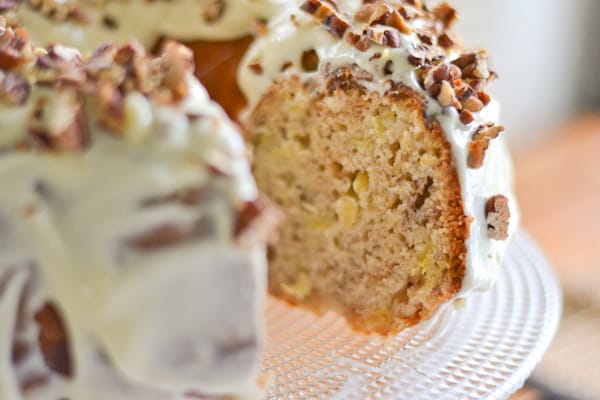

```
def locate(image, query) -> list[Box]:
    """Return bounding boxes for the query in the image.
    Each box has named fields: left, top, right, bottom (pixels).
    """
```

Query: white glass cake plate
left=261, top=230, right=563, bottom=400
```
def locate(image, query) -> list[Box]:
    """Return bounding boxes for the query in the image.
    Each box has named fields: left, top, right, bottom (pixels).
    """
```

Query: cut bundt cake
left=1, top=0, right=282, bottom=117
left=0, top=30, right=276, bottom=399
left=239, top=0, right=519, bottom=334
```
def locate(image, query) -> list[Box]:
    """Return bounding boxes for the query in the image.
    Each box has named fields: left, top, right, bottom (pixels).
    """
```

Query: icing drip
left=0, top=42, right=265, bottom=399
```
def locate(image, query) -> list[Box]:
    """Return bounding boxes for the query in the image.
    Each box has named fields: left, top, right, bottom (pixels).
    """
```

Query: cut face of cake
left=240, top=0, right=519, bottom=334
left=0, top=33, right=276, bottom=399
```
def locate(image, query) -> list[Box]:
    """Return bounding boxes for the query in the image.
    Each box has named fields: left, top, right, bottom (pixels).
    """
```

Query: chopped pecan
left=248, top=61, right=263, bottom=75
left=114, top=41, right=145, bottom=65
left=432, top=2, right=457, bottom=28
left=459, top=109, right=474, bottom=125
left=355, top=2, right=376, bottom=22
left=365, top=26, right=401, bottom=48
left=0, top=70, right=29, bottom=105
left=203, top=0, right=225, bottom=23
left=485, top=195, right=510, bottom=240
left=468, top=123, right=505, bottom=168
left=437, top=32, right=454, bottom=49
left=235, top=200, right=263, bottom=237
left=452, top=51, right=490, bottom=79
left=346, top=31, right=371, bottom=51
left=368, top=3, right=411, bottom=34
left=159, top=40, right=192, bottom=102
left=417, top=32, right=433, bottom=45
left=472, top=122, right=505, bottom=141
left=467, top=137, right=488, bottom=169
left=101, top=15, right=118, bottom=30
left=127, top=216, right=216, bottom=251
left=437, top=80, right=454, bottom=107
left=0, top=23, right=33, bottom=69
left=34, top=302, right=73, bottom=377
left=407, top=43, right=444, bottom=67
left=383, top=59, right=393, bottom=75
left=301, top=48, right=319, bottom=71
left=477, top=90, right=492, bottom=106
left=97, top=80, right=125, bottom=134
left=463, top=95, right=484, bottom=112
left=325, top=64, right=373, bottom=93
left=27, top=0, right=88, bottom=24
left=300, top=0, right=350, bottom=38
left=34, top=44, right=83, bottom=84
left=28, top=90, right=88, bottom=151
left=83, top=43, right=118, bottom=78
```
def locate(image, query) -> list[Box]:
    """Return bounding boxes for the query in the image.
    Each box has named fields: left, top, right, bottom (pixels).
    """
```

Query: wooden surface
left=507, top=115, right=600, bottom=399
left=513, top=115, right=600, bottom=303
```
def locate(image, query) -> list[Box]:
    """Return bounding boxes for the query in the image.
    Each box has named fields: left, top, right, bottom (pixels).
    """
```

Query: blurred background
left=452, top=1, right=600, bottom=399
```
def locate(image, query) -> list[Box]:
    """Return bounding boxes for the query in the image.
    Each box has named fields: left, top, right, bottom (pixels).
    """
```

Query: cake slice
left=240, top=0, right=518, bottom=334
left=0, top=32, right=276, bottom=399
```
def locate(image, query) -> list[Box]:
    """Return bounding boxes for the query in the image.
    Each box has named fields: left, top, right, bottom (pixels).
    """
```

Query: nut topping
left=300, top=0, right=351, bottom=38
left=485, top=195, right=510, bottom=240
left=203, top=0, right=225, bottom=23
left=431, top=2, right=457, bottom=29
left=0, top=70, right=29, bottom=105
left=28, top=89, right=88, bottom=151
left=301, top=49, right=319, bottom=72
left=468, top=123, right=505, bottom=168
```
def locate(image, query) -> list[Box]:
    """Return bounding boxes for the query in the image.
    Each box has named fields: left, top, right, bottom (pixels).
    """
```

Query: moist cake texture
left=241, top=0, right=519, bottom=334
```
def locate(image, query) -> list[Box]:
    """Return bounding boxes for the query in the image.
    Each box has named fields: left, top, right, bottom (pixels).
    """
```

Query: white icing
left=0, top=74, right=265, bottom=398
left=16, top=0, right=286, bottom=54
left=238, top=0, right=519, bottom=295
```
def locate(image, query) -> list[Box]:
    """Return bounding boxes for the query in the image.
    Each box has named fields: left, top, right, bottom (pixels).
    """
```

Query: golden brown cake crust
left=248, top=74, right=468, bottom=335
left=184, top=36, right=253, bottom=120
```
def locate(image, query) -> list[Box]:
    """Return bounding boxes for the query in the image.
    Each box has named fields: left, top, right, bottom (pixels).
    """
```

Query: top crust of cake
left=240, top=0, right=519, bottom=302
left=0, top=27, right=274, bottom=398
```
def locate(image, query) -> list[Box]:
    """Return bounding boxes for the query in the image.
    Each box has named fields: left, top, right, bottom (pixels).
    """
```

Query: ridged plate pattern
left=262, top=230, right=562, bottom=399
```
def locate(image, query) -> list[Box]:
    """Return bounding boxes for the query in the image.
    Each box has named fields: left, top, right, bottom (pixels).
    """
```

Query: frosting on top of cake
left=4, top=0, right=285, bottom=54
left=239, top=0, right=519, bottom=295
left=0, top=30, right=266, bottom=399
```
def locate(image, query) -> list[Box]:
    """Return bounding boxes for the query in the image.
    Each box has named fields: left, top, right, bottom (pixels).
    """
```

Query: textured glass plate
left=261, top=230, right=562, bottom=400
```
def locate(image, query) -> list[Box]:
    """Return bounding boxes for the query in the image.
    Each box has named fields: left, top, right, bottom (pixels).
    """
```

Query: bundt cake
left=239, top=0, right=519, bottom=334
left=1, top=0, right=282, bottom=118
left=0, top=27, right=276, bottom=399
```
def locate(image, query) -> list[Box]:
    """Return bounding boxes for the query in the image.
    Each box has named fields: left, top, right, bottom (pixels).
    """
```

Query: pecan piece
left=432, top=2, right=457, bottom=29
left=485, top=195, right=510, bottom=240
left=301, top=49, right=319, bottom=71
left=368, top=3, right=411, bottom=34
left=459, top=109, right=474, bottom=125
left=0, top=22, right=33, bottom=69
left=0, top=70, right=29, bottom=105
left=203, top=0, right=225, bottom=23
left=452, top=51, right=490, bottom=80
left=34, top=302, right=73, bottom=377
left=97, top=80, right=125, bottom=134
left=365, top=26, right=401, bottom=48
left=346, top=31, right=371, bottom=51
left=468, top=123, right=505, bottom=168
left=28, top=90, right=88, bottom=151
left=159, top=40, right=193, bottom=102
left=300, top=0, right=351, bottom=38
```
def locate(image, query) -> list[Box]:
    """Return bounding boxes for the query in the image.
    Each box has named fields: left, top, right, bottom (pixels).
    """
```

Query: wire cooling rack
left=261, top=230, right=562, bottom=400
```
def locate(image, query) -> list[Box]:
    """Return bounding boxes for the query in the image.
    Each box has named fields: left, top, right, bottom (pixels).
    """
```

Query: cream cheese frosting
left=238, top=0, right=519, bottom=296
left=11, top=0, right=285, bottom=54
left=0, top=39, right=268, bottom=399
